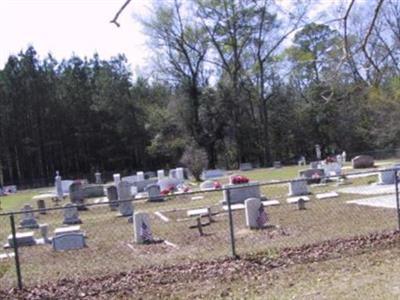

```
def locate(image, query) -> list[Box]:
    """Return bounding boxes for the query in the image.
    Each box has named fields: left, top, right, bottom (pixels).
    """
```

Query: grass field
left=0, top=161, right=399, bottom=291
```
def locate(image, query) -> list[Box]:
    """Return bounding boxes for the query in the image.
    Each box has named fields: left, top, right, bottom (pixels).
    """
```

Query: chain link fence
left=1, top=167, right=400, bottom=290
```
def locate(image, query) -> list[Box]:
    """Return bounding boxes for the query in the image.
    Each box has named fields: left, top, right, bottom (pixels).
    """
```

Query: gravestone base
left=19, top=219, right=39, bottom=229
left=7, top=232, right=36, bottom=248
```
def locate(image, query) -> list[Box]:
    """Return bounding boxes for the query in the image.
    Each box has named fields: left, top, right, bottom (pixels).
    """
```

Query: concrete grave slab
left=54, top=225, right=82, bottom=236
left=187, top=208, right=209, bottom=217
left=337, top=184, right=395, bottom=195
left=316, top=192, right=339, bottom=200
left=262, top=200, right=280, bottom=206
left=222, top=203, right=245, bottom=211
left=347, top=195, right=397, bottom=209
left=286, top=196, right=310, bottom=204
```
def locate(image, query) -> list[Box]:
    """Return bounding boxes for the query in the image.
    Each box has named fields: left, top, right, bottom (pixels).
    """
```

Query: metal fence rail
left=0, top=168, right=399, bottom=289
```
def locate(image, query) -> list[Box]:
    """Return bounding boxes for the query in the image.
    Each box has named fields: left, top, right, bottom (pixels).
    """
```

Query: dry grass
left=0, top=167, right=397, bottom=290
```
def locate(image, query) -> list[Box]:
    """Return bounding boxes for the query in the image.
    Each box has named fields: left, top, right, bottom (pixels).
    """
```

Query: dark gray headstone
left=69, top=182, right=86, bottom=210
left=107, top=186, right=119, bottom=211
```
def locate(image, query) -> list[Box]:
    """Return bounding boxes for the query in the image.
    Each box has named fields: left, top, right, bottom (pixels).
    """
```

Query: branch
left=360, top=0, right=385, bottom=74
left=110, top=0, right=132, bottom=27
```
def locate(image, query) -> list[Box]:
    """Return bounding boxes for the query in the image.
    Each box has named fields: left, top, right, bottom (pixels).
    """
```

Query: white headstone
left=315, top=144, right=321, bottom=160
left=55, top=171, right=63, bottom=200
left=245, top=198, right=266, bottom=229
left=137, top=171, right=145, bottom=181
left=157, top=170, right=165, bottom=180
left=133, top=212, right=152, bottom=244
left=176, top=168, right=184, bottom=181
left=113, top=173, right=121, bottom=186
left=342, top=151, right=347, bottom=162
left=95, top=172, right=102, bottom=184
left=288, top=179, right=309, bottom=196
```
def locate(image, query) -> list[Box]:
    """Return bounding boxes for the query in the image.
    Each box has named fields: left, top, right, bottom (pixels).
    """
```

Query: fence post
left=226, top=188, right=238, bottom=258
left=395, top=171, right=400, bottom=231
left=9, top=213, right=23, bottom=289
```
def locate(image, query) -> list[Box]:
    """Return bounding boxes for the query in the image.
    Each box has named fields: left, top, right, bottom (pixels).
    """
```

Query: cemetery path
left=2, top=230, right=400, bottom=299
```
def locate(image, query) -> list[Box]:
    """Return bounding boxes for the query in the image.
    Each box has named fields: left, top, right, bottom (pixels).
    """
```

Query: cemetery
left=1, top=157, right=400, bottom=290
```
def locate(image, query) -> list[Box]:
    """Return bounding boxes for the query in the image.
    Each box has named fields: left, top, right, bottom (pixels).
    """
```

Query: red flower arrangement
left=231, top=175, right=249, bottom=184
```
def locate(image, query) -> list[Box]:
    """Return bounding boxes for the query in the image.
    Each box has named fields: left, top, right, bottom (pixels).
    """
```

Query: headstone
left=310, top=161, right=319, bottom=169
left=298, top=156, right=306, bottom=166
left=137, top=171, right=145, bottom=181
left=222, top=182, right=261, bottom=204
left=145, top=184, right=164, bottom=202
left=7, top=232, right=36, bottom=248
left=239, top=163, right=253, bottom=171
left=19, top=204, right=39, bottom=229
left=201, top=169, right=225, bottom=180
left=298, top=168, right=325, bottom=183
left=82, top=184, right=105, bottom=198
left=107, top=186, right=118, bottom=211
left=200, top=180, right=215, bottom=190
left=39, top=223, right=49, bottom=243
left=336, top=155, right=343, bottom=165
left=63, top=203, right=82, bottom=225
left=176, top=168, right=185, bottom=181
left=157, top=170, right=165, bottom=180
left=133, top=179, right=158, bottom=192
left=95, top=172, right=102, bottom=184
left=352, top=155, right=374, bottom=169
left=169, top=169, right=177, bottom=179
left=69, top=182, right=86, bottom=210
left=55, top=171, right=63, bottom=201
left=245, top=198, right=268, bottom=229
left=52, top=233, right=86, bottom=251
left=118, top=181, right=133, bottom=217
left=315, top=144, right=321, bottom=160
left=144, top=171, right=156, bottom=179
left=318, top=162, right=342, bottom=177
left=297, top=198, right=306, bottom=210
left=378, top=169, right=396, bottom=185
left=342, top=151, right=347, bottom=162
left=273, top=161, right=282, bottom=168
left=37, top=199, right=46, bottom=215
left=133, top=212, right=153, bottom=244
left=288, top=179, right=309, bottom=196
left=122, top=175, right=137, bottom=184
left=114, top=173, right=121, bottom=197
left=158, top=178, right=180, bottom=191
left=61, top=180, right=74, bottom=194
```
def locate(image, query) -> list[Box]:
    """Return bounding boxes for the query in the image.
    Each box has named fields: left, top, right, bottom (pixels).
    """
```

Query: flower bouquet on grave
left=160, top=185, right=178, bottom=195
left=213, top=181, right=222, bottom=189
left=231, top=175, right=249, bottom=185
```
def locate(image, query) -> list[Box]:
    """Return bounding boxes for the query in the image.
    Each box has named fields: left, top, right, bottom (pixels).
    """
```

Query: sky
left=0, top=0, right=337, bottom=74
left=0, top=0, right=150, bottom=72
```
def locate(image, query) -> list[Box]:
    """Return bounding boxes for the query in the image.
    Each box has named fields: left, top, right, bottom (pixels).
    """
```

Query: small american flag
left=140, top=221, right=153, bottom=242
left=256, top=204, right=268, bottom=228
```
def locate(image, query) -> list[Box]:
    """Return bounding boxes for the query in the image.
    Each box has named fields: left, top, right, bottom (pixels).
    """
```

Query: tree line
left=1, top=0, right=399, bottom=186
